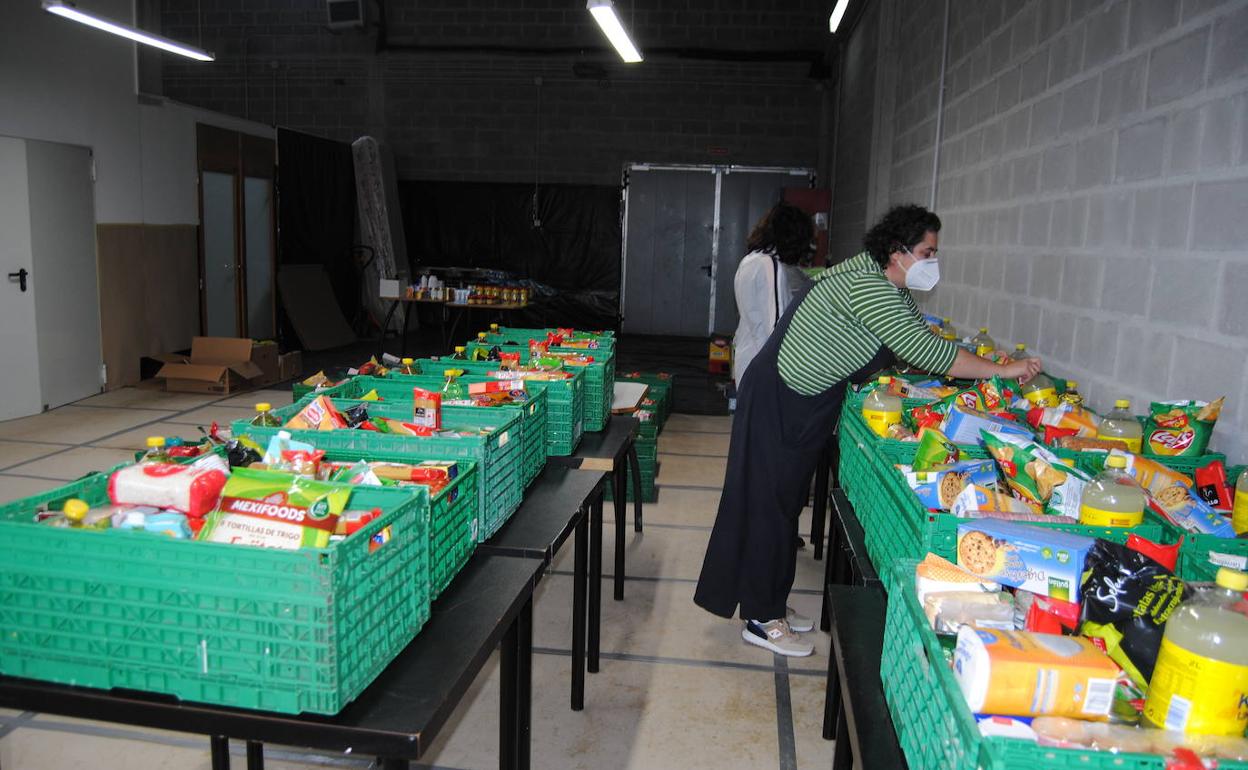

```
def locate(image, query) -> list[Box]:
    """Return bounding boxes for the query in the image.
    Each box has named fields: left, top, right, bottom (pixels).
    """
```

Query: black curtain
left=398, top=181, right=621, bottom=330
left=276, top=129, right=359, bottom=327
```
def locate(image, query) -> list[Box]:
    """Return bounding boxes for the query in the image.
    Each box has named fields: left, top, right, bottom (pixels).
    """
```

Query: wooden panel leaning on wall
left=97, top=224, right=199, bottom=389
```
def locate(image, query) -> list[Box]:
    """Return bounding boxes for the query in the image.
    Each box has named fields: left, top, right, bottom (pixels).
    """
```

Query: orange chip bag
left=284, top=395, right=346, bottom=431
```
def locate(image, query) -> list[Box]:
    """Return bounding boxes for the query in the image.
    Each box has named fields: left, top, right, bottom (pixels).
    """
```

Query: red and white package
left=108, top=462, right=228, bottom=518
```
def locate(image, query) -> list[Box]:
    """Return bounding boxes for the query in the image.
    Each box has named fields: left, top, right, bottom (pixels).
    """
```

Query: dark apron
left=694, top=284, right=895, bottom=620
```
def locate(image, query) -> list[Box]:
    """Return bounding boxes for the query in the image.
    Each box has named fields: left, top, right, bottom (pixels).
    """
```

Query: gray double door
left=621, top=164, right=814, bottom=337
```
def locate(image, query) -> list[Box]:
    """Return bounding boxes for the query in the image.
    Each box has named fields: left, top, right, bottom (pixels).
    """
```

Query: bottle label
left=975, top=344, right=994, bottom=358
left=1094, top=431, right=1142, bottom=454
left=1078, top=504, right=1144, bottom=528
left=1233, top=489, right=1248, bottom=535
left=862, top=408, right=901, bottom=438
left=1145, top=636, right=1248, bottom=735
left=1023, top=388, right=1058, bottom=407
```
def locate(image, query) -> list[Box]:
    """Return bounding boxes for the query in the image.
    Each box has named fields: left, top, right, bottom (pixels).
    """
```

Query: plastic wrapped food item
left=284, top=395, right=346, bottom=431
left=980, top=431, right=1088, bottom=517
left=107, top=462, right=227, bottom=517
left=914, top=553, right=1000, bottom=604
left=1143, top=399, right=1223, bottom=457
left=924, top=591, right=1014, bottom=633
left=197, top=468, right=349, bottom=550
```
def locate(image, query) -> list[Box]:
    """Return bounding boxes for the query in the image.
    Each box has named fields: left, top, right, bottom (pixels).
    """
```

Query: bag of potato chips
left=980, top=430, right=1088, bottom=518
left=1142, top=398, right=1223, bottom=457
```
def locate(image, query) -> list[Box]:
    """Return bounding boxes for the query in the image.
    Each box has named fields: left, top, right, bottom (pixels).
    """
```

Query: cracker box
left=955, top=519, right=1095, bottom=602
left=942, top=404, right=1034, bottom=445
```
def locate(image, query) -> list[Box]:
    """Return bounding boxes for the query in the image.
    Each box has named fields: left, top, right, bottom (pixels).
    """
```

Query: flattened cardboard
left=155, top=337, right=266, bottom=394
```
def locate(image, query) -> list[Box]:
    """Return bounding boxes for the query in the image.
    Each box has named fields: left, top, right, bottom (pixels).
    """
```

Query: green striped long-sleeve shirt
left=777, top=252, right=959, bottom=395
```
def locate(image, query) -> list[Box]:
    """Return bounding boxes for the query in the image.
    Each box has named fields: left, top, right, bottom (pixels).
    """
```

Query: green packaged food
left=1142, top=398, right=1223, bottom=458
left=979, top=430, right=1088, bottom=517
left=913, top=427, right=963, bottom=471
left=198, top=468, right=350, bottom=550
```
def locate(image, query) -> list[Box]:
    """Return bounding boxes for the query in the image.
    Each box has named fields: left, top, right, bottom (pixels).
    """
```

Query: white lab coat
left=731, top=250, right=810, bottom=383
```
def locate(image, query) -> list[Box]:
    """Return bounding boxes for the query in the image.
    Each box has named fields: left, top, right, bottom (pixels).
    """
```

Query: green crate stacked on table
left=880, top=560, right=1248, bottom=770
left=1177, top=463, right=1247, bottom=581
left=836, top=397, right=1166, bottom=588
left=308, top=375, right=547, bottom=489
left=0, top=465, right=429, bottom=715
left=464, top=341, right=614, bottom=432
left=604, top=413, right=659, bottom=503
left=617, top=371, right=674, bottom=430
left=409, top=358, right=585, bottom=456
left=233, top=398, right=522, bottom=541
left=482, top=328, right=617, bottom=354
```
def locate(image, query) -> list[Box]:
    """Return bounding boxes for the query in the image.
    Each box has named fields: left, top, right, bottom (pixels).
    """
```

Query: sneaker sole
left=741, top=627, right=814, bottom=657
left=787, top=620, right=814, bottom=633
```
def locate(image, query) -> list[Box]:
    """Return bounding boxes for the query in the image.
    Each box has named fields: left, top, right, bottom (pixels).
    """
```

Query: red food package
left=1194, top=458, right=1234, bottom=511
left=1025, top=594, right=1081, bottom=634
left=910, top=405, right=944, bottom=432
left=1127, top=533, right=1180, bottom=572
left=1043, top=425, right=1079, bottom=444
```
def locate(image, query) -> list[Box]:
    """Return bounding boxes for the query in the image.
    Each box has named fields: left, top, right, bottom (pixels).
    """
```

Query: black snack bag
left=1079, top=538, right=1187, bottom=689
left=344, top=403, right=371, bottom=429
left=225, top=439, right=262, bottom=469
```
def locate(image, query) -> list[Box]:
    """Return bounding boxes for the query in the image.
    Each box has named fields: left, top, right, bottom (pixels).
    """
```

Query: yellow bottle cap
left=878, top=376, right=893, bottom=384
left=943, top=317, right=951, bottom=323
left=1216, top=567, right=1248, bottom=592
left=980, top=327, right=988, bottom=333
left=478, top=332, right=488, bottom=339
left=444, top=369, right=457, bottom=377
left=255, top=402, right=271, bottom=412
left=63, top=499, right=89, bottom=522
left=490, top=323, right=499, bottom=330
left=1106, top=455, right=1128, bottom=469
left=1015, top=343, right=1026, bottom=351
left=454, top=346, right=466, bottom=352
left=1066, top=381, right=1078, bottom=389
left=146, top=436, right=165, bottom=448
left=402, top=357, right=414, bottom=365
left=1114, top=399, right=1130, bottom=409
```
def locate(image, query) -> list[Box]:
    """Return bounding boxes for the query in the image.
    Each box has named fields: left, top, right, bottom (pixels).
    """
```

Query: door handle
left=7, top=268, right=28, bottom=292
left=700, top=264, right=712, bottom=277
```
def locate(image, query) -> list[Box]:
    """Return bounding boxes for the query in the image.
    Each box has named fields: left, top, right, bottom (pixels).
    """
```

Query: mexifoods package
left=197, top=468, right=350, bottom=550
left=108, top=462, right=228, bottom=518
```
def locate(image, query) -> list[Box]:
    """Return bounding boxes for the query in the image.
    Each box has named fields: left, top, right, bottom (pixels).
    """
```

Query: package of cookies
left=950, top=483, right=1046, bottom=520
left=1151, top=484, right=1236, bottom=537
left=980, top=431, right=1089, bottom=518
left=943, top=405, right=1033, bottom=445
left=1104, top=449, right=1193, bottom=499
left=956, top=519, right=1096, bottom=601
left=1142, top=398, right=1223, bottom=457
left=898, top=460, right=998, bottom=510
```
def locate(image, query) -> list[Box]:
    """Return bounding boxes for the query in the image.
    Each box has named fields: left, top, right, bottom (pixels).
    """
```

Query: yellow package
left=954, top=627, right=1120, bottom=719
left=1107, top=449, right=1193, bottom=497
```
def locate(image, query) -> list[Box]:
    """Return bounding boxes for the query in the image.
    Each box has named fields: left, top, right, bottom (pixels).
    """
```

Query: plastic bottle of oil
left=142, top=436, right=172, bottom=462
left=939, top=318, right=957, bottom=339
left=971, top=327, right=996, bottom=358
left=1078, top=454, right=1146, bottom=527
left=861, top=376, right=903, bottom=438
left=472, top=333, right=490, bottom=361
left=251, top=403, right=282, bottom=427
left=1232, top=467, right=1248, bottom=535
left=1020, top=372, right=1059, bottom=407
left=442, top=369, right=468, bottom=403
left=1012, top=343, right=1031, bottom=360
left=1144, top=567, right=1248, bottom=735
left=398, top=357, right=417, bottom=375
left=1060, top=380, right=1084, bottom=408
left=1097, top=399, right=1143, bottom=453
left=449, top=346, right=468, bottom=360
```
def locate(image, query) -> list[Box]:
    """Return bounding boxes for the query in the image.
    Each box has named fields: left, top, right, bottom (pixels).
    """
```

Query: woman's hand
left=1001, top=357, right=1043, bottom=384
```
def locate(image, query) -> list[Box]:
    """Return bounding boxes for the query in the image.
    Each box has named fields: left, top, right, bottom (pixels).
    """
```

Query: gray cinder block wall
left=837, top=0, right=1248, bottom=459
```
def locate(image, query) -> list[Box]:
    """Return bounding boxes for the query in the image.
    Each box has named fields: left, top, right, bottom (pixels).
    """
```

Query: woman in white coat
left=732, top=202, right=815, bottom=386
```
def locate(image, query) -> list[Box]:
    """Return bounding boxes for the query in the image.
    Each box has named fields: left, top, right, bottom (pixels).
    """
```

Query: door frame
left=619, top=163, right=816, bottom=336
left=196, top=124, right=276, bottom=338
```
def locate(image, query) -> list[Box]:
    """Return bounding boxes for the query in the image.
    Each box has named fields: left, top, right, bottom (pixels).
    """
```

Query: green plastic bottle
left=442, top=369, right=468, bottom=403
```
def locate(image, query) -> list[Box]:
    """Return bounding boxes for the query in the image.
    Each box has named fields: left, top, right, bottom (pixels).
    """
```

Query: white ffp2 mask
left=903, top=254, right=940, bottom=291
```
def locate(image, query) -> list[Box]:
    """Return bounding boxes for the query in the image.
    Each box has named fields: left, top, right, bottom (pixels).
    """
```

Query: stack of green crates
left=309, top=375, right=547, bottom=489
left=411, top=358, right=585, bottom=456
left=0, top=465, right=430, bottom=715
left=607, top=413, right=658, bottom=503
left=617, top=371, right=674, bottom=428
left=464, top=341, right=614, bottom=432
left=233, top=398, right=522, bottom=541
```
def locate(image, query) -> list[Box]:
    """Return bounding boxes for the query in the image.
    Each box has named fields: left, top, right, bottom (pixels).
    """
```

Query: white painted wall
left=0, top=0, right=272, bottom=225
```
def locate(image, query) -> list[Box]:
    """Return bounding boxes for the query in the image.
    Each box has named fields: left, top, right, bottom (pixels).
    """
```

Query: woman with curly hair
left=731, top=202, right=814, bottom=384
left=695, top=203, right=1043, bottom=657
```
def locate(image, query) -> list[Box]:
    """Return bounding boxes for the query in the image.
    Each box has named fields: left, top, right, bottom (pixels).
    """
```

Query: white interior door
left=26, top=139, right=103, bottom=410
left=0, top=137, right=44, bottom=421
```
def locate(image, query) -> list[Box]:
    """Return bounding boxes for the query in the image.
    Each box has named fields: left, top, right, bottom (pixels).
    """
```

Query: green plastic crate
left=484, top=328, right=617, bottom=353
left=618, top=372, right=674, bottom=428
left=1175, top=463, right=1246, bottom=581
left=838, top=401, right=1164, bottom=587
left=411, top=358, right=585, bottom=456
left=464, top=341, right=614, bottom=432
left=309, top=375, right=547, bottom=489
left=882, top=559, right=1248, bottom=770
left=234, top=398, right=522, bottom=542
left=0, top=467, right=429, bottom=715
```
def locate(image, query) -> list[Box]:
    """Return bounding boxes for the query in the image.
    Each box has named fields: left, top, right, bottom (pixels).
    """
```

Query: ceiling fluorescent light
left=587, top=0, right=643, bottom=64
left=829, top=0, right=851, bottom=33
left=42, top=0, right=215, bottom=62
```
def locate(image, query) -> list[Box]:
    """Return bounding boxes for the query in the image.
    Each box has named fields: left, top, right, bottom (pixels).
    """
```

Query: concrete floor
left=0, top=388, right=835, bottom=769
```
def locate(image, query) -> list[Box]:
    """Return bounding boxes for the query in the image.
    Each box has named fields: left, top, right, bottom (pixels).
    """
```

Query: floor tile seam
left=774, top=654, right=799, bottom=770
left=0, top=710, right=36, bottom=740
left=652, top=482, right=723, bottom=491
left=0, top=447, right=71, bottom=472
left=65, top=403, right=181, bottom=415
left=543, top=569, right=824, bottom=595
left=0, top=438, right=75, bottom=447
left=532, top=646, right=826, bottom=677
left=658, top=429, right=732, bottom=436
left=0, top=471, right=82, bottom=482
left=655, top=450, right=729, bottom=459
left=0, top=715, right=472, bottom=769
left=0, top=391, right=241, bottom=473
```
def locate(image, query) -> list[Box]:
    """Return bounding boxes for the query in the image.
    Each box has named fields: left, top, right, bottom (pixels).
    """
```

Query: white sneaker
left=742, top=619, right=814, bottom=657
left=786, top=606, right=814, bottom=633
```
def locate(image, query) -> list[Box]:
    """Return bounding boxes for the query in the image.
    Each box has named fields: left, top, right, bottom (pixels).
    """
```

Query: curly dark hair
left=862, top=204, right=942, bottom=267
left=745, top=202, right=814, bottom=265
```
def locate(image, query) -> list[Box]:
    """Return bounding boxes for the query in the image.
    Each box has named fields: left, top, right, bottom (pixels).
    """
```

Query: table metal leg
left=627, top=442, right=643, bottom=533
left=246, top=740, right=264, bottom=770
left=500, top=609, right=519, bottom=770
left=571, top=507, right=588, bottom=711
left=379, top=301, right=399, bottom=359
left=398, top=300, right=413, bottom=359
left=821, top=540, right=835, bottom=633
left=517, top=597, right=533, bottom=770
left=811, top=448, right=830, bottom=561
left=210, top=736, right=229, bottom=770
left=822, top=597, right=841, bottom=740
left=588, top=491, right=602, bottom=674
left=832, top=703, right=852, bottom=770
left=612, top=458, right=626, bottom=601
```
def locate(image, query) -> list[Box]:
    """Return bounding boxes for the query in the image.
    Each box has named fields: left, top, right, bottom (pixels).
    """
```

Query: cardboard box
left=278, top=350, right=303, bottom=381
left=154, top=337, right=267, bottom=394
left=251, top=341, right=281, bottom=387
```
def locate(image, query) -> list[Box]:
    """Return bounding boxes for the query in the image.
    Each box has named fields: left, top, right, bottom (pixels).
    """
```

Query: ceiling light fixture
left=42, top=0, right=215, bottom=62
left=587, top=0, right=642, bottom=64
left=829, top=0, right=851, bottom=33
